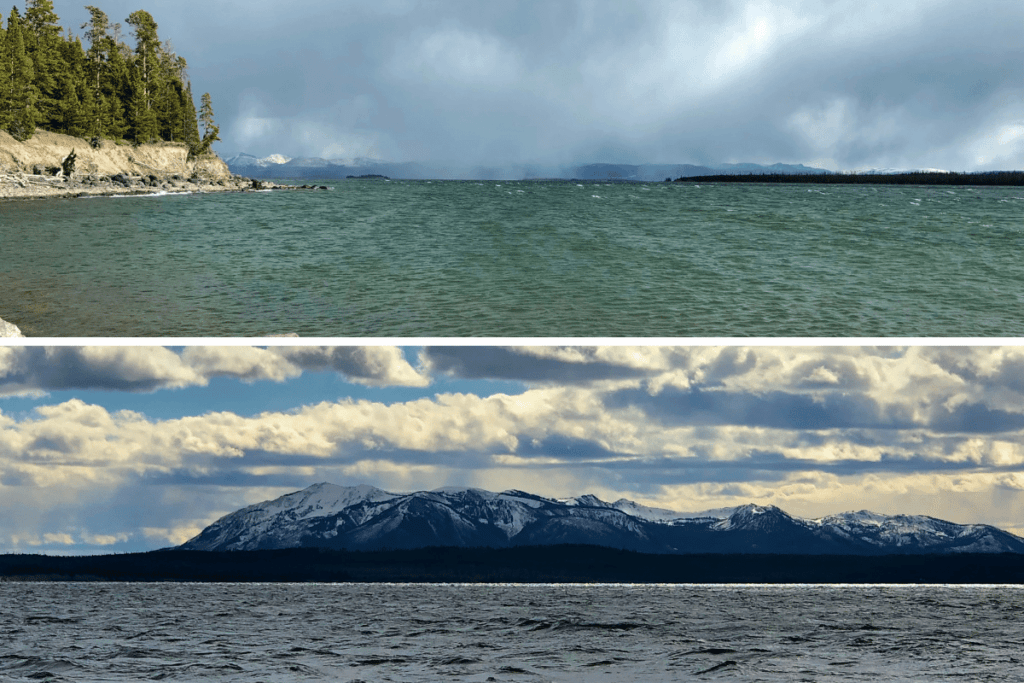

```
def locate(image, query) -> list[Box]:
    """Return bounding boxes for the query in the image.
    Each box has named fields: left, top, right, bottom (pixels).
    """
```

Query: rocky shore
left=0, top=168, right=276, bottom=199
left=0, top=128, right=314, bottom=200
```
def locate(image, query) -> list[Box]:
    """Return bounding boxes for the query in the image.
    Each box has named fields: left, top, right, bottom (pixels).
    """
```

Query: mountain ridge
left=182, top=483, right=1024, bottom=555
left=223, top=155, right=829, bottom=181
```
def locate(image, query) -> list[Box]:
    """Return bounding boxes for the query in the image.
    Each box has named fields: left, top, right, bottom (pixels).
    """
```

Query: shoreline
left=0, top=170, right=301, bottom=201
left=673, top=170, right=1024, bottom=185
left=0, top=129, right=319, bottom=201
left=4, top=546, right=1024, bottom=583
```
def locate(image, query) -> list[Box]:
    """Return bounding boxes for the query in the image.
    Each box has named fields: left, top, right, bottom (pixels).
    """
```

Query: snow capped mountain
left=813, top=510, right=1020, bottom=553
left=850, top=167, right=951, bottom=175
left=180, top=483, right=1024, bottom=555
left=223, top=153, right=292, bottom=168
left=223, top=154, right=830, bottom=181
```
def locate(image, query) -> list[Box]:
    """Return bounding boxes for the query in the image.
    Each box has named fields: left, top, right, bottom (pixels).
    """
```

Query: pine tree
left=153, top=41, right=184, bottom=141
left=3, top=7, right=39, bottom=141
left=0, top=3, right=212, bottom=147
left=55, top=37, right=92, bottom=137
left=125, top=9, right=159, bottom=143
left=23, top=0, right=61, bottom=129
left=81, top=5, right=110, bottom=135
left=182, top=80, right=199, bottom=151
left=102, top=33, right=130, bottom=139
left=128, top=63, right=156, bottom=142
left=199, top=91, right=217, bottom=138
left=190, top=91, right=219, bottom=157
left=0, top=13, right=9, bottom=131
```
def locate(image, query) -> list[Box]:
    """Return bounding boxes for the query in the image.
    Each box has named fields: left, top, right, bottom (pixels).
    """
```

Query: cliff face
left=0, top=129, right=232, bottom=179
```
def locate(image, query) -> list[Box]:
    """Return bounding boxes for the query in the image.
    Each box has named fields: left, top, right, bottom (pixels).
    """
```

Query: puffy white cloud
left=276, top=346, right=429, bottom=386
left=179, top=346, right=302, bottom=382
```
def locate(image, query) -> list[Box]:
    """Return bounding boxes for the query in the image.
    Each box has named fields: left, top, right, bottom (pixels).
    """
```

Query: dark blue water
left=2, top=582, right=1021, bottom=682
left=1, top=181, right=1021, bottom=336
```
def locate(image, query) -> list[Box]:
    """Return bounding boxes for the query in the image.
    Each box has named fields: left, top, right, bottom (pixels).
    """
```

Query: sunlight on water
left=1, top=182, right=1021, bottom=336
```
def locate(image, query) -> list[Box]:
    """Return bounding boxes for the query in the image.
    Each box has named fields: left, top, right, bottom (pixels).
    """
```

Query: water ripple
left=1, top=182, right=1021, bottom=336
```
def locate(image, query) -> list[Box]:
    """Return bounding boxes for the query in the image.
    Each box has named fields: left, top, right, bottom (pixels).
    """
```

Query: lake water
left=1, top=181, right=1022, bottom=337
left=2, top=582, right=1022, bottom=682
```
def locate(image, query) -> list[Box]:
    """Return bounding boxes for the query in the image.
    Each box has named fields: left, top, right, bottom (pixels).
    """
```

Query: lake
left=1, top=181, right=1021, bottom=336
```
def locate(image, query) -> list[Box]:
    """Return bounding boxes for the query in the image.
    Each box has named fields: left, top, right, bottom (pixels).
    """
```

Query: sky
left=47, top=0, right=1024, bottom=172
left=3, top=344, right=1024, bottom=554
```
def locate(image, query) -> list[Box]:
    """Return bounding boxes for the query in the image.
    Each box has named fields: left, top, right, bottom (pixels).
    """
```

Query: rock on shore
left=0, top=317, right=23, bottom=338
left=0, top=168, right=263, bottom=198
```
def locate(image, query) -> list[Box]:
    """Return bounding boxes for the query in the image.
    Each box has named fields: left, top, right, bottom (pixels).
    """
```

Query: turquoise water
left=1, top=181, right=1021, bottom=337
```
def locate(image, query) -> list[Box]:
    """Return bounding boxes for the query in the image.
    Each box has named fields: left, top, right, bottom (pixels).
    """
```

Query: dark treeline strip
left=0, top=1, right=217, bottom=155
left=3, top=546, right=1024, bottom=583
left=674, top=171, right=1024, bottom=186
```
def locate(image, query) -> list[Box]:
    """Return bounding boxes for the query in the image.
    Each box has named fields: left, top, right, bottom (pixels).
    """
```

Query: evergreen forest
left=0, top=0, right=218, bottom=157
left=3, top=546, right=1024, bottom=584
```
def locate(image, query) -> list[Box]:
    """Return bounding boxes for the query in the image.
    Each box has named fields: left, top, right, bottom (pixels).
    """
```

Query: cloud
left=0, top=346, right=428, bottom=396
left=74, top=0, right=1014, bottom=170
left=4, top=345, right=1024, bottom=553
left=178, top=347, right=302, bottom=383
left=422, top=346, right=656, bottom=383
left=606, top=385, right=916, bottom=431
left=276, top=347, right=429, bottom=386
left=0, top=347, right=203, bottom=395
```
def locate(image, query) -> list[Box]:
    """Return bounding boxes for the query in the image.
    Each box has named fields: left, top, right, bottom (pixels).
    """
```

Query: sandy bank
left=0, top=129, right=295, bottom=199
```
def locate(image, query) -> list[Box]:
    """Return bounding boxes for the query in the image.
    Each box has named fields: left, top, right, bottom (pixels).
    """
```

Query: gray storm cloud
left=62, top=0, right=1023, bottom=171
left=0, top=346, right=427, bottom=394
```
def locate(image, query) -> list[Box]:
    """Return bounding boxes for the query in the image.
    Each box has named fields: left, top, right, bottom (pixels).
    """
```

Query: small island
left=674, top=171, right=1024, bottom=186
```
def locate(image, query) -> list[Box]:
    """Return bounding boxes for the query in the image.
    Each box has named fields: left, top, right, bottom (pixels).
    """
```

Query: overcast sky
left=49, top=0, right=1024, bottom=171
left=3, top=345, right=1024, bottom=554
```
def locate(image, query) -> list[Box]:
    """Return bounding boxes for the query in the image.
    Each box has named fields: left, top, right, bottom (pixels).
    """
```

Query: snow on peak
left=611, top=498, right=689, bottom=522
left=430, top=486, right=494, bottom=496
left=818, top=510, right=890, bottom=526
left=561, top=494, right=611, bottom=508
left=850, top=167, right=951, bottom=175
left=731, top=503, right=781, bottom=516
left=272, top=482, right=397, bottom=517
left=224, top=153, right=291, bottom=168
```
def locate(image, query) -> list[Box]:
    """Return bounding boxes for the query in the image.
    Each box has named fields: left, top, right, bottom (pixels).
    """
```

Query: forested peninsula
left=2, top=1, right=213, bottom=151
left=0, top=1, right=285, bottom=201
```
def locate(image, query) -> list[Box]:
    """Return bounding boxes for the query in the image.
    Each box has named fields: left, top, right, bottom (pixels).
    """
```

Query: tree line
left=0, top=0, right=218, bottom=157
left=3, top=546, right=1024, bottom=583
left=674, top=171, right=1024, bottom=186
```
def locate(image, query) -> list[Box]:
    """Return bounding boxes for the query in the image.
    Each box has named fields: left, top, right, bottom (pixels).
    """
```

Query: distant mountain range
left=223, top=154, right=829, bottom=181
left=182, top=483, right=1024, bottom=555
